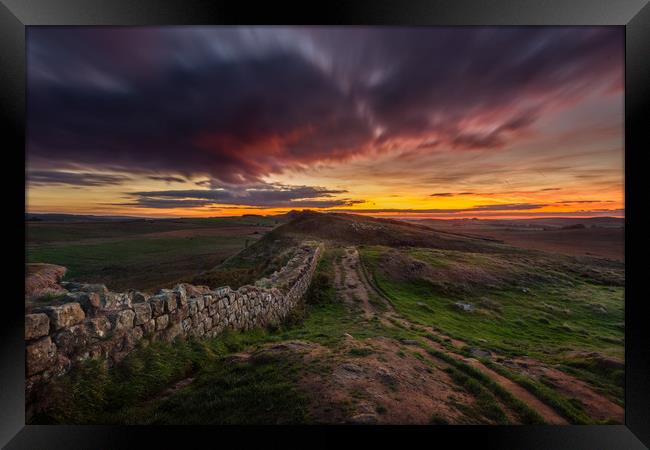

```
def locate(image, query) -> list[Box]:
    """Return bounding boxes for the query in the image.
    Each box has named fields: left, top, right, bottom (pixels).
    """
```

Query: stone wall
left=25, top=241, right=322, bottom=398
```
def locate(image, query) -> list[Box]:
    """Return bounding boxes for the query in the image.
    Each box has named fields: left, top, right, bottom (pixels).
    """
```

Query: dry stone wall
left=25, top=241, right=322, bottom=398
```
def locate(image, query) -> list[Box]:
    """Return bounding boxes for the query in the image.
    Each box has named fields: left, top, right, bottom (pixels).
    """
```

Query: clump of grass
left=445, top=366, right=508, bottom=424
left=348, top=347, right=374, bottom=357
left=429, top=414, right=450, bottom=425
left=32, top=291, right=67, bottom=304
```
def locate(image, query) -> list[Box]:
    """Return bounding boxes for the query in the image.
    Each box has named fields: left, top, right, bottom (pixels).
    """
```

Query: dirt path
left=335, top=247, right=390, bottom=320
left=466, top=359, right=569, bottom=425
left=504, top=356, right=624, bottom=423
left=332, top=245, right=618, bottom=425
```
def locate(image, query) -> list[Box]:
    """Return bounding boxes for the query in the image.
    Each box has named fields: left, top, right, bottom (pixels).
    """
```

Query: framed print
left=1, top=0, right=649, bottom=448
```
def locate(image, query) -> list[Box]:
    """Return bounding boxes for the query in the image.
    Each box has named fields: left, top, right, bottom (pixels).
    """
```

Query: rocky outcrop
left=25, top=241, right=322, bottom=400
left=25, top=263, right=68, bottom=300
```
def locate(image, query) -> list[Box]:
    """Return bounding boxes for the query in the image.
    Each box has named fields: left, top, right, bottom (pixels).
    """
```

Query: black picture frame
left=2, top=1, right=648, bottom=448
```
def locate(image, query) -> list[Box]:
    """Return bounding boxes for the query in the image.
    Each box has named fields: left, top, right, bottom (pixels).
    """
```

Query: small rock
left=25, top=313, right=50, bottom=340
left=43, top=303, right=85, bottom=330
left=155, top=314, right=169, bottom=331
left=109, top=309, right=135, bottom=331
left=131, top=291, right=150, bottom=303
left=133, top=302, right=152, bottom=325
left=469, top=348, right=492, bottom=360
left=340, top=363, right=364, bottom=373
left=454, top=302, right=474, bottom=312
left=26, top=336, right=57, bottom=376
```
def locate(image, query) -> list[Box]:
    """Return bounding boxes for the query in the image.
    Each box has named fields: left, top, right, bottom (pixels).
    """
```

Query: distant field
left=414, top=219, right=624, bottom=262
left=26, top=217, right=279, bottom=292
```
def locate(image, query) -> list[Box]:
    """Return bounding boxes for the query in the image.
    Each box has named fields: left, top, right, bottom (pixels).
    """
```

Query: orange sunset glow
left=26, top=27, right=623, bottom=220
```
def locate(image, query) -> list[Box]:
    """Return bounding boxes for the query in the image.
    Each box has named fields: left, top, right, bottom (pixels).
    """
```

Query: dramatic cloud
left=555, top=200, right=613, bottom=204
left=330, top=203, right=547, bottom=214
left=146, top=175, right=187, bottom=183
left=27, top=27, right=623, bottom=185
left=120, top=183, right=364, bottom=209
left=27, top=170, right=130, bottom=187
left=431, top=192, right=476, bottom=197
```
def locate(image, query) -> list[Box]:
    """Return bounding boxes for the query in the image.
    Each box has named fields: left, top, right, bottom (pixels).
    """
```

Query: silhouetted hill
left=272, top=211, right=502, bottom=252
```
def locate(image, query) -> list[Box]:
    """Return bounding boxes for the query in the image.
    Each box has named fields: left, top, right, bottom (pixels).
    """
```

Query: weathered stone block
left=182, top=317, right=192, bottom=332
left=161, top=322, right=183, bottom=342
left=214, top=286, right=230, bottom=298
left=132, top=291, right=150, bottom=303
left=164, top=295, right=177, bottom=313
left=156, top=314, right=169, bottom=331
left=122, top=326, right=144, bottom=352
left=133, top=302, right=152, bottom=325
left=189, top=299, right=199, bottom=316
left=109, top=309, right=135, bottom=331
left=26, top=336, right=57, bottom=376
left=53, top=324, right=91, bottom=355
left=173, top=284, right=188, bottom=306
left=64, top=291, right=102, bottom=316
left=149, top=296, right=165, bottom=317
left=44, top=303, right=85, bottom=330
left=25, top=313, right=50, bottom=340
left=189, top=323, right=205, bottom=338
left=142, top=319, right=156, bottom=336
left=179, top=304, right=190, bottom=319
left=87, top=317, right=111, bottom=338
left=104, top=292, right=132, bottom=309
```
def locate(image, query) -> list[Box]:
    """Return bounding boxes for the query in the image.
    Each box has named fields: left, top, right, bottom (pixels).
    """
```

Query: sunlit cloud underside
left=26, top=27, right=623, bottom=219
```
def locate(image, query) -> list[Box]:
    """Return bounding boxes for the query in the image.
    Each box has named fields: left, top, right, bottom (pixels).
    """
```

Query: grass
left=445, top=366, right=509, bottom=424
left=188, top=231, right=296, bottom=290
left=423, top=345, right=545, bottom=425
left=359, top=245, right=624, bottom=401
left=348, top=347, right=374, bottom=357
left=28, top=236, right=250, bottom=291
left=32, top=336, right=307, bottom=424
left=29, top=244, right=416, bottom=425
left=27, top=218, right=623, bottom=425
left=483, top=361, right=594, bottom=424
left=26, top=217, right=280, bottom=291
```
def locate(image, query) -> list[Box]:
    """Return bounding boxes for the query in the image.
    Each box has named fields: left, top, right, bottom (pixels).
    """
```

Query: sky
left=26, top=26, right=624, bottom=219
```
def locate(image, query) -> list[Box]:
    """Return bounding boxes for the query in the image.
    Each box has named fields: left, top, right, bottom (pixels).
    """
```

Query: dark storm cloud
left=120, top=183, right=364, bottom=209
left=27, top=27, right=622, bottom=184
left=146, top=175, right=187, bottom=183
left=555, top=200, right=613, bottom=204
left=28, top=170, right=130, bottom=186
left=471, top=203, right=546, bottom=211
left=430, top=191, right=476, bottom=197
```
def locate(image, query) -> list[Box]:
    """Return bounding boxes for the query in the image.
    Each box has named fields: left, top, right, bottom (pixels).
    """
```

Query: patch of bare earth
left=294, top=337, right=476, bottom=424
